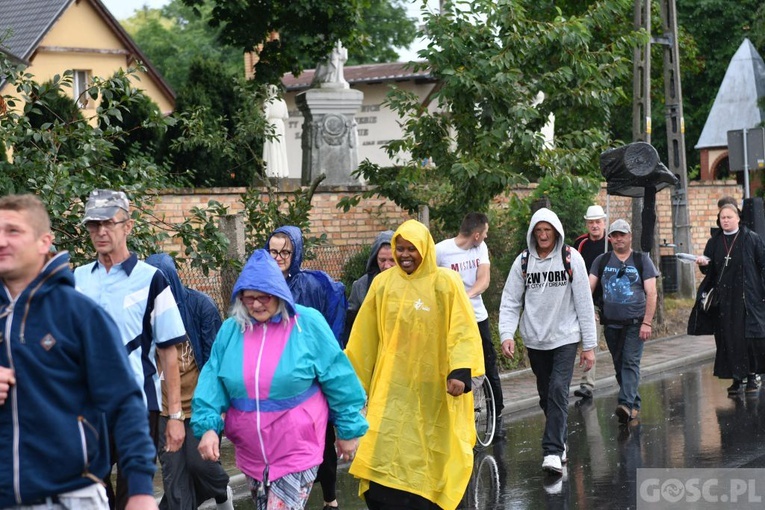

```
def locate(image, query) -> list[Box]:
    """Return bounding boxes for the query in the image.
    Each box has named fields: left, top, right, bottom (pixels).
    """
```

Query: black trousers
left=315, top=423, right=337, bottom=502
left=105, top=411, right=159, bottom=510
left=158, top=416, right=230, bottom=510
left=364, top=482, right=441, bottom=510
left=477, top=319, right=504, bottom=417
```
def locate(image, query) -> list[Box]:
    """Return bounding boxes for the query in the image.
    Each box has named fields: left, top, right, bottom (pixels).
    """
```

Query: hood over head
left=365, top=230, right=395, bottom=275
left=145, top=253, right=191, bottom=331
left=391, top=220, right=437, bottom=278
left=232, top=249, right=296, bottom=316
left=265, top=225, right=303, bottom=277
left=526, top=208, right=565, bottom=257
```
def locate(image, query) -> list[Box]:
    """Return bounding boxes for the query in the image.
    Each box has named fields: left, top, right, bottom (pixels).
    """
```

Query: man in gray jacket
left=499, top=208, right=596, bottom=476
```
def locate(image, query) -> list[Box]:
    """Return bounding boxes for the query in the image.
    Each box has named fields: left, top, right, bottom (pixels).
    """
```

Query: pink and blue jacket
left=191, top=250, right=367, bottom=482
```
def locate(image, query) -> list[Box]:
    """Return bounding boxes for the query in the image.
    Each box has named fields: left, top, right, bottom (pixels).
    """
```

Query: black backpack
left=520, top=244, right=574, bottom=283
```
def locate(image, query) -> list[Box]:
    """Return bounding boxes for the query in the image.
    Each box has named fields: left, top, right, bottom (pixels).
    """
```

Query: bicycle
left=471, top=375, right=496, bottom=449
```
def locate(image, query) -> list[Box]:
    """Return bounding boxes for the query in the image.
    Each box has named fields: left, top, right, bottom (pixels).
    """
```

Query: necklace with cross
left=723, top=231, right=740, bottom=267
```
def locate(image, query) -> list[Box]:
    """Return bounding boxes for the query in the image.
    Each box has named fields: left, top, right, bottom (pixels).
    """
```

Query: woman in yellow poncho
left=345, top=219, right=484, bottom=510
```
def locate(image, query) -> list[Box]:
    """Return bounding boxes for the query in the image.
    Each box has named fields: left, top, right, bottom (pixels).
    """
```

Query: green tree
left=180, top=0, right=412, bottom=84
left=20, top=79, right=85, bottom=160
left=122, top=1, right=243, bottom=91
left=341, top=0, right=643, bottom=231
left=677, top=0, right=765, bottom=172
left=98, top=73, right=166, bottom=167
left=339, top=0, right=418, bottom=66
left=0, top=62, right=229, bottom=270
left=162, top=57, right=267, bottom=187
left=127, top=0, right=417, bottom=88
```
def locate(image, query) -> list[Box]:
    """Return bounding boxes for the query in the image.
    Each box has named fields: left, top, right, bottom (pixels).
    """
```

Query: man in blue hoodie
left=145, top=254, right=232, bottom=510
left=0, top=194, right=157, bottom=510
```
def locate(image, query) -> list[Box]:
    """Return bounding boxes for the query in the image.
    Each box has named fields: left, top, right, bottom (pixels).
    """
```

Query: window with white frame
left=73, top=70, right=90, bottom=108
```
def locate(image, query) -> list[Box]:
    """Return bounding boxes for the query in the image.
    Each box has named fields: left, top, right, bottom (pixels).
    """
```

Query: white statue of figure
left=263, top=85, right=290, bottom=178
left=312, top=41, right=349, bottom=89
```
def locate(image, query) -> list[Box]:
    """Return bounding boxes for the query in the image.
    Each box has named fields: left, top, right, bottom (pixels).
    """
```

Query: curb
left=499, top=334, right=716, bottom=415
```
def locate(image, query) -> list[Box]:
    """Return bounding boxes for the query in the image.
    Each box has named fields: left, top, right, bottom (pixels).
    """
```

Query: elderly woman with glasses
left=265, top=226, right=349, bottom=510
left=191, top=250, right=368, bottom=510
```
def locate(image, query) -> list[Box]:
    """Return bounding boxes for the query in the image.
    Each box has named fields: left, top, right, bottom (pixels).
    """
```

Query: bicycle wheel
left=472, top=453, right=501, bottom=509
left=473, top=376, right=496, bottom=449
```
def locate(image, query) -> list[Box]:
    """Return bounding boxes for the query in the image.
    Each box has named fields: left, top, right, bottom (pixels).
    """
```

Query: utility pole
left=631, top=0, right=651, bottom=248
left=632, top=0, right=695, bottom=299
left=658, top=0, right=694, bottom=298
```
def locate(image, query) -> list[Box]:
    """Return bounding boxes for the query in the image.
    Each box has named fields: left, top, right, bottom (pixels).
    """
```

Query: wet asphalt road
left=225, top=360, right=765, bottom=509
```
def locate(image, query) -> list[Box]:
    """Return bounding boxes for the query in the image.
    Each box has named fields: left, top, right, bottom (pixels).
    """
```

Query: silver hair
left=229, top=294, right=290, bottom=332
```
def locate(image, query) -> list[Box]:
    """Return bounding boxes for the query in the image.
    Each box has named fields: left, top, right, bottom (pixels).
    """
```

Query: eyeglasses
left=617, top=262, right=627, bottom=279
left=241, top=294, right=273, bottom=306
left=268, top=249, right=292, bottom=260
left=85, top=219, right=128, bottom=233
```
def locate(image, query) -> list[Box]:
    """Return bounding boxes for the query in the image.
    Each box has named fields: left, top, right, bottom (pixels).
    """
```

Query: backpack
left=592, top=251, right=644, bottom=316
left=520, top=244, right=574, bottom=283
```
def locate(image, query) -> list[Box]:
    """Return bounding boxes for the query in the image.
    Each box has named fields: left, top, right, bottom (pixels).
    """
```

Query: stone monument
left=296, top=41, right=364, bottom=186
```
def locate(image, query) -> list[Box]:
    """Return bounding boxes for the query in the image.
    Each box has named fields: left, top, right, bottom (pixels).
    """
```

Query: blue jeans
left=605, top=324, right=643, bottom=410
left=527, top=342, right=578, bottom=456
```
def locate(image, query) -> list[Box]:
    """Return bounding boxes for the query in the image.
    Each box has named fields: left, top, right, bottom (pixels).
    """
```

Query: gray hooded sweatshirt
left=498, top=208, right=597, bottom=351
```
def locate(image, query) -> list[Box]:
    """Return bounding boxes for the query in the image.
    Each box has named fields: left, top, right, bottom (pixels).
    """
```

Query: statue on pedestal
left=312, top=41, right=349, bottom=89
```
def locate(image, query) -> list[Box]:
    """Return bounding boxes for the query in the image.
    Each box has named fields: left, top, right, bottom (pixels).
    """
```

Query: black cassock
left=707, top=232, right=765, bottom=379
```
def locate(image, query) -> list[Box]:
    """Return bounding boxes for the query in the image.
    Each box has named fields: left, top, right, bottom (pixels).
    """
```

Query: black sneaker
left=574, top=385, right=593, bottom=399
left=746, top=379, right=759, bottom=394
left=494, top=417, right=507, bottom=440
left=728, top=380, right=743, bottom=395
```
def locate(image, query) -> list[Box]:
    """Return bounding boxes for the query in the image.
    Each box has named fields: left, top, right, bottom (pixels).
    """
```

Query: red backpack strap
left=573, top=233, right=589, bottom=253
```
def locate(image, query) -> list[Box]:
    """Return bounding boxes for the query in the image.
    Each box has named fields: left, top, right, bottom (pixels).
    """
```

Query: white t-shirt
left=435, top=238, right=490, bottom=322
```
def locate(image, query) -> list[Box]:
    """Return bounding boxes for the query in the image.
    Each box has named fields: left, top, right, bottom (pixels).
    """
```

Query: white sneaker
left=561, top=443, right=568, bottom=464
left=542, top=454, right=562, bottom=475
left=543, top=476, right=563, bottom=495
left=217, top=486, right=234, bottom=510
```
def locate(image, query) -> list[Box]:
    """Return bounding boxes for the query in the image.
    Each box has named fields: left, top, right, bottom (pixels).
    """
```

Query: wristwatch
left=168, top=410, right=186, bottom=421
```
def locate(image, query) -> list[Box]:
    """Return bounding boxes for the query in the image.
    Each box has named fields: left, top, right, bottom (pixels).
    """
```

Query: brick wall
left=154, top=180, right=742, bottom=257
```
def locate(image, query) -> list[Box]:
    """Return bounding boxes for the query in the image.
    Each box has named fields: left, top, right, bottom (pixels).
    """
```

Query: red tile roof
left=282, top=61, right=434, bottom=91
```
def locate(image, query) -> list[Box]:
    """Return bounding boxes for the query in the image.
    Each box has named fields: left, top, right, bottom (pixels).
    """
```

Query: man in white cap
left=572, top=205, right=611, bottom=399
left=589, top=219, right=657, bottom=424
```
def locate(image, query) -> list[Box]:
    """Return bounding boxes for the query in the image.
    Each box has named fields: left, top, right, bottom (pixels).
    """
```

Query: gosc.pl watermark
left=638, top=469, right=764, bottom=509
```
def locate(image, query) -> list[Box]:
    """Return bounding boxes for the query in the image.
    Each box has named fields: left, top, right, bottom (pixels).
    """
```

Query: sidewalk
left=499, top=333, right=717, bottom=415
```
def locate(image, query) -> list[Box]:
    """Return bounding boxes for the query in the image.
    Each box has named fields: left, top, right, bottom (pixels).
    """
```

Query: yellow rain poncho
left=345, top=220, right=484, bottom=510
